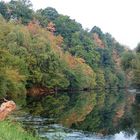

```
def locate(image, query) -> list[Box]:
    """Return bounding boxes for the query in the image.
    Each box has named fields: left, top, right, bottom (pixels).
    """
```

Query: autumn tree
left=47, top=22, right=56, bottom=33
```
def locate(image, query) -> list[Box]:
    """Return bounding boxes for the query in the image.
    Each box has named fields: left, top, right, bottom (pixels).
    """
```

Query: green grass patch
left=0, top=120, right=41, bottom=140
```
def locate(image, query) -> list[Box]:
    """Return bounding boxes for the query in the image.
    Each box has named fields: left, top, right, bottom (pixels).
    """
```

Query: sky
left=4, top=0, right=140, bottom=49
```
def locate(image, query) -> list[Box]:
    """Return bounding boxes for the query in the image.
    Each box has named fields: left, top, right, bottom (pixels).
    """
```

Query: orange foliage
left=47, top=22, right=56, bottom=33
left=93, top=33, right=105, bottom=48
left=64, top=53, right=77, bottom=69
left=26, top=21, right=95, bottom=81
left=27, top=21, right=40, bottom=35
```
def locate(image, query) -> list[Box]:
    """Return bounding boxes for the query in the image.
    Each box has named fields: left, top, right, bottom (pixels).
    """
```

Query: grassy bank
left=0, top=120, right=41, bottom=140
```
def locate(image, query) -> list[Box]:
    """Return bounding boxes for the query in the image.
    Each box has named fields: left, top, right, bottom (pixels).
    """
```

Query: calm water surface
left=13, top=89, right=140, bottom=140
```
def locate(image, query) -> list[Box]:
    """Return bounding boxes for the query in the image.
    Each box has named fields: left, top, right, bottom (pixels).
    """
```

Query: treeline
left=121, top=44, right=140, bottom=88
left=0, top=0, right=131, bottom=102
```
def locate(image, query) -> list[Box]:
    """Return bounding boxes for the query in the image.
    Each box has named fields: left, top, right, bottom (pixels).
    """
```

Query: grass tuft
left=0, top=120, right=42, bottom=140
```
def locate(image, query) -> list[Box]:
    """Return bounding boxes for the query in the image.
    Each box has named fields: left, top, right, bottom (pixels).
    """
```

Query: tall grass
left=0, top=120, right=42, bottom=140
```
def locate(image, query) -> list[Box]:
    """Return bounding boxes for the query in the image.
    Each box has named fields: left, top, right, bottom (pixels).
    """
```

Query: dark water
left=13, top=89, right=140, bottom=140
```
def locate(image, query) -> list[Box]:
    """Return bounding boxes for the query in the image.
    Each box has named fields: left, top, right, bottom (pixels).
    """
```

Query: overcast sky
left=4, top=0, right=140, bottom=49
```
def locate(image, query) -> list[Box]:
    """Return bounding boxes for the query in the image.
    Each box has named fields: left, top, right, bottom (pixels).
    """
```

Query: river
left=12, top=89, right=140, bottom=140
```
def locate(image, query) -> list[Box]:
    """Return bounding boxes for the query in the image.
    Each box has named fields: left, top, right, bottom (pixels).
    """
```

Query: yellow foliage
left=76, top=57, right=85, bottom=64
left=5, top=68, right=25, bottom=83
left=55, top=35, right=63, bottom=47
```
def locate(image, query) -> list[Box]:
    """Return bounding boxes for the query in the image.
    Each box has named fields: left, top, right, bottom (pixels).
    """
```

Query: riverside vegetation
left=0, top=120, right=41, bottom=140
left=0, top=0, right=140, bottom=140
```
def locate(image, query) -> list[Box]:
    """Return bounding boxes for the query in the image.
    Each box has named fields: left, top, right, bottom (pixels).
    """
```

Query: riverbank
left=0, top=120, right=41, bottom=140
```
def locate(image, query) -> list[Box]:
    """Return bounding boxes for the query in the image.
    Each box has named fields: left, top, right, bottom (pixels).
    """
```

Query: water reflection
left=67, top=90, right=135, bottom=135
left=14, top=89, right=140, bottom=140
left=132, top=94, right=140, bottom=140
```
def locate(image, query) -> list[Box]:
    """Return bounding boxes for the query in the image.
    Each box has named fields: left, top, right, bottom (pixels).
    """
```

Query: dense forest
left=0, top=0, right=139, bottom=104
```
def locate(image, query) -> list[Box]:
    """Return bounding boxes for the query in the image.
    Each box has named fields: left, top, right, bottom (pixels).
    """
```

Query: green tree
left=54, top=15, right=82, bottom=46
left=8, top=0, right=33, bottom=24
left=121, top=51, right=135, bottom=71
left=35, top=9, right=48, bottom=27
left=136, top=43, right=140, bottom=53
left=40, top=7, right=59, bottom=21
left=95, top=69, right=105, bottom=88
left=0, top=1, right=10, bottom=20
left=133, top=53, right=140, bottom=87
left=0, top=49, right=27, bottom=105
left=90, top=26, right=104, bottom=40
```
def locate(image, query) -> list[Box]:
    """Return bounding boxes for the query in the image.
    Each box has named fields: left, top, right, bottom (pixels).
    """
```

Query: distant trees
left=54, top=15, right=82, bottom=46
left=40, top=7, right=59, bottom=21
left=0, top=0, right=33, bottom=24
left=0, top=1, right=10, bottom=20
left=121, top=44, right=140, bottom=88
left=35, top=7, right=59, bottom=27
left=0, top=0, right=134, bottom=104
left=121, top=51, right=135, bottom=71
left=136, top=43, right=140, bottom=53
left=0, top=16, right=97, bottom=102
left=132, top=44, right=140, bottom=87
left=133, top=55, right=140, bottom=87
left=69, top=30, right=100, bottom=68
left=90, top=26, right=104, bottom=40
left=9, top=0, right=33, bottom=24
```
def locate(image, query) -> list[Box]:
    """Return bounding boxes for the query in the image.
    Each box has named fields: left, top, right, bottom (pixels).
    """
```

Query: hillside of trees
left=0, top=0, right=139, bottom=103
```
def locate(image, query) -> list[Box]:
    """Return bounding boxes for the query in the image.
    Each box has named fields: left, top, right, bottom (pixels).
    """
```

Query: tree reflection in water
left=24, top=89, right=140, bottom=139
